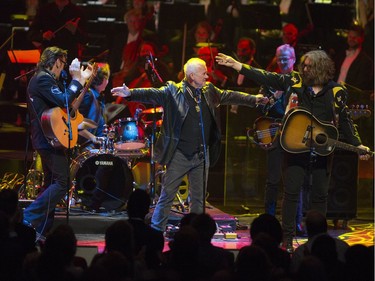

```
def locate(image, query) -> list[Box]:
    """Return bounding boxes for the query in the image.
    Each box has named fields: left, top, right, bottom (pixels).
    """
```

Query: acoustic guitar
left=41, top=63, right=98, bottom=148
left=250, top=107, right=372, bottom=150
left=279, top=107, right=374, bottom=157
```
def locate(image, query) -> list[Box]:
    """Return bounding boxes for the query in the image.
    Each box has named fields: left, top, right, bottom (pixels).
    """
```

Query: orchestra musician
left=27, top=0, right=87, bottom=63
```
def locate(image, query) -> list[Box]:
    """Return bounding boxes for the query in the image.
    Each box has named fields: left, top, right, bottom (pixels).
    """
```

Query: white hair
left=184, top=57, right=206, bottom=79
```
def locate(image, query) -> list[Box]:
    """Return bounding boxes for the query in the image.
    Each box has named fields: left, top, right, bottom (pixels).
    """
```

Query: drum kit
left=70, top=105, right=165, bottom=211
left=26, top=106, right=165, bottom=212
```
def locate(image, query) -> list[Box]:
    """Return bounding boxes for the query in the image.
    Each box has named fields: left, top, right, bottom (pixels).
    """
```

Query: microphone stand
left=146, top=53, right=163, bottom=84
left=196, top=89, right=208, bottom=213
left=62, top=73, right=73, bottom=224
left=146, top=54, right=163, bottom=204
left=308, top=89, right=316, bottom=191
left=149, top=106, right=156, bottom=203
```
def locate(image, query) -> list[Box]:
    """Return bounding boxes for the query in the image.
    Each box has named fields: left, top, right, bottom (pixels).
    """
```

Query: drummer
left=78, top=63, right=110, bottom=149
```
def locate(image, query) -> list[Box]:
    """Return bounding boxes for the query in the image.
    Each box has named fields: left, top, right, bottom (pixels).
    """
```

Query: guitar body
left=41, top=107, right=84, bottom=148
left=252, top=116, right=281, bottom=149
left=280, top=108, right=338, bottom=156
left=41, top=63, right=98, bottom=149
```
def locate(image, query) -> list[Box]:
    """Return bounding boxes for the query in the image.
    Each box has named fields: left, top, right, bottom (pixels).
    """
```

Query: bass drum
left=70, top=151, right=134, bottom=211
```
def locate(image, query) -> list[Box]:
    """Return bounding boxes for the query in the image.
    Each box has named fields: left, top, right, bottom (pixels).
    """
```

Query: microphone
left=60, top=70, right=68, bottom=80
left=307, top=87, right=314, bottom=97
left=80, top=62, right=93, bottom=66
left=144, top=54, right=163, bottom=84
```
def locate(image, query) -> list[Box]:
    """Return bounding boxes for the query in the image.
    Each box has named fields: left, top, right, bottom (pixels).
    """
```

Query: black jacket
left=239, top=65, right=362, bottom=147
left=27, top=70, right=83, bottom=150
left=129, top=79, right=258, bottom=165
left=334, top=49, right=374, bottom=91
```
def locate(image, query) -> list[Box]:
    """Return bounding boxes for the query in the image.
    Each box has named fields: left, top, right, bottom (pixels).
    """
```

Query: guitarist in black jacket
left=24, top=46, right=93, bottom=239
left=256, top=44, right=305, bottom=237
left=216, top=50, right=371, bottom=253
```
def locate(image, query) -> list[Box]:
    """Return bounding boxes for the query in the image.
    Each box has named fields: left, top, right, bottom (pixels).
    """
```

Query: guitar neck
left=328, top=138, right=374, bottom=156
left=71, top=63, right=97, bottom=111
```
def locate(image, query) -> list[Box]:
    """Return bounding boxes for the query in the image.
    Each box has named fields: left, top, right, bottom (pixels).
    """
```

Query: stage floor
left=50, top=200, right=374, bottom=265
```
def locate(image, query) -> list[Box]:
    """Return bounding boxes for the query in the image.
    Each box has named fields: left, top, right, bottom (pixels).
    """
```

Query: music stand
left=239, top=4, right=282, bottom=30
left=306, top=3, right=355, bottom=29
left=7, top=49, right=40, bottom=64
left=158, top=2, right=205, bottom=30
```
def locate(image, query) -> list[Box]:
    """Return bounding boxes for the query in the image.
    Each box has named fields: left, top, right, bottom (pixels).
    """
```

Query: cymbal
left=104, top=103, right=127, bottom=123
left=196, top=42, right=225, bottom=48
left=141, top=107, right=163, bottom=114
left=144, top=120, right=163, bottom=127
left=78, top=118, right=98, bottom=130
left=0, top=101, right=27, bottom=109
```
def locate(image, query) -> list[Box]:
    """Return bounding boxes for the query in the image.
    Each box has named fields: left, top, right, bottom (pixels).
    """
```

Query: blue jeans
left=23, top=149, right=69, bottom=234
left=151, top=149, right=209, bottom=231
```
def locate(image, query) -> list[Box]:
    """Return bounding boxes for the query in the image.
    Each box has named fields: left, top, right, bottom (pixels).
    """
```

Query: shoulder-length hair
left=298, top=50, right=335, bottom=85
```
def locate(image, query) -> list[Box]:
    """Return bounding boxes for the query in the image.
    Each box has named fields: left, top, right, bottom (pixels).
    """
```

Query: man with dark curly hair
left=216, top=50, right=371, bottom=253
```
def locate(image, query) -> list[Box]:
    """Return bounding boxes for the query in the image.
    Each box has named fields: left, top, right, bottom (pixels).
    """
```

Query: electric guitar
left=248, top=116, right=282, bottom=149
left=279, top=107, right=374, bottom=156
left=41, top=63, right=98, bottom=148
left=348, top=105, right=371, bottom=120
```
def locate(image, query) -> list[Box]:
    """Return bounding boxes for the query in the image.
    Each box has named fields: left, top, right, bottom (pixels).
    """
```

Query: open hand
left=215, top=53, right=242, bottom=71
left=357, top=144, right=372, bottom=161
left=42, top=30, right=55, bottom=41
left=111, top=83, right=131, bottom=98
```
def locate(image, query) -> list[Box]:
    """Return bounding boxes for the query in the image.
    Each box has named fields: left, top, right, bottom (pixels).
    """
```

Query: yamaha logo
left=95, top=160, right=114, bottom=166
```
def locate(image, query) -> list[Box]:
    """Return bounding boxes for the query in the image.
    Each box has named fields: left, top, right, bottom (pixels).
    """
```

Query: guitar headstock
left=349, top=104, right=371, bottom=120
left=88, top=62, right=98, bottom=80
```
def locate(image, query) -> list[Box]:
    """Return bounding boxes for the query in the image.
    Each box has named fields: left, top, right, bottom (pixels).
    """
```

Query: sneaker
left=23, top=220, right=46, bottom=243
left=282, top=237, right=294, bottom=254
left=296, top=223, right=307, bottom=237
left=35, top=232, right=46, bottom=243
left=23, top=219, right=34, bottom=228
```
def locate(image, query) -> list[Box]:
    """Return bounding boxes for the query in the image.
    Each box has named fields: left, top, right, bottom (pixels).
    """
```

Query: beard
left=301, top=71, right=315, bottom=87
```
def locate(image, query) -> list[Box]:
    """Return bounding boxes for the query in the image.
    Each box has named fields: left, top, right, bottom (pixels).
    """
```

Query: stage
left=46, top=199, right=374, bottom=265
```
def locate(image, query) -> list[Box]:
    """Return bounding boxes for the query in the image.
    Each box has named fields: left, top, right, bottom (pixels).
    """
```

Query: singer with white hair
left=111, top=57, right=266, bottom=233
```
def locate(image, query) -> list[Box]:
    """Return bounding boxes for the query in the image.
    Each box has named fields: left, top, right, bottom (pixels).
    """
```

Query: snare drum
left=113, top=118, right=146, bottom=151
left=70, top=151, right=134, bottom=211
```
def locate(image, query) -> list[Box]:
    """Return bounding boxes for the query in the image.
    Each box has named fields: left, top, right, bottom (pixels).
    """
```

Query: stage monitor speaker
left=327, top=150, right=358, bottom=219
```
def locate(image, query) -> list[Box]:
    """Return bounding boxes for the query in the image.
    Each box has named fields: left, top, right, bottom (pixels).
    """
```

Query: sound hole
left=315, top=133, right=327, bottom=145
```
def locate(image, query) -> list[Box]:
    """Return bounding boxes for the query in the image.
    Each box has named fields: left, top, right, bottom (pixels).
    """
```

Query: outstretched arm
left=215, top=53, right=243, bottom=72
left=111, top=83, right=131, bottom=98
